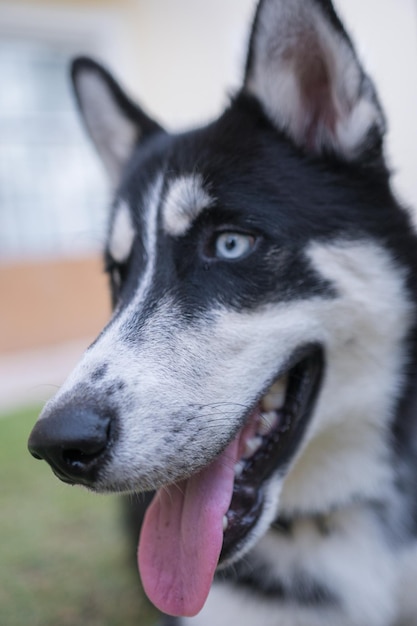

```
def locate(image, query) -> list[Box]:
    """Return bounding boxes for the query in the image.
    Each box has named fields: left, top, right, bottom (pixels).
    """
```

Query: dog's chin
left=218, top=345, right=324, bottom=566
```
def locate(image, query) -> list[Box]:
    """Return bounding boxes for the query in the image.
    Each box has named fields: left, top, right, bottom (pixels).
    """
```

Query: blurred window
left=0, top=37, right=108, bottom=261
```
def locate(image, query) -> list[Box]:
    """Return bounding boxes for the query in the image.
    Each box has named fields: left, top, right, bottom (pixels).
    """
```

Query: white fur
left=114, top=173, right=162, bottom=313
left=254, top=507, right=397, bottom=626
left=245, top=0, right=385, bottom=158
left=162, top=174, right=214, bottom=237
left=185, top=581, right=347, bottom=626
left=108, top=201, right=135, bottom=263
left=397, top=542, right=417, bottom=624
left=279, top=241, right=412, bottom=515
left=76, top=69, right=138, bottom=183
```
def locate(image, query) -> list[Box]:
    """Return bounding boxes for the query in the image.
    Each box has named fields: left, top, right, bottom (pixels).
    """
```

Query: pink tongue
left=138, top=438, right=239, bottom=617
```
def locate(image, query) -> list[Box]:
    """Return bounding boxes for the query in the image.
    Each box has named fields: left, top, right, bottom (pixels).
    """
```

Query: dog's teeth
left=258, top=411, right=278, bottom=436
left=243, top=436, right=263, bottom=459
left=223, top=516, right=229, bottom=532
left=262, top=376, right=287, bottom=412
left=234, top=461, right=245, bottom=477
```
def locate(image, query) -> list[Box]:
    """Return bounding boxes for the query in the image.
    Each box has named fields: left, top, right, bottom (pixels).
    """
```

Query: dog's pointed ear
left=244, top=0, right=386, bottom=160
left=71, top=57, right=163, bottom=184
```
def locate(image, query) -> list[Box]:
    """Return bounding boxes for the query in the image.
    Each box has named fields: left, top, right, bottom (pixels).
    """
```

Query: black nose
left=28, top=404, right=112, bottom=486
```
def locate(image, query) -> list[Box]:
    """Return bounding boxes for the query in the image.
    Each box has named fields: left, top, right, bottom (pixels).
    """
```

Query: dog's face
left=28, top=0, right=416, bottom=618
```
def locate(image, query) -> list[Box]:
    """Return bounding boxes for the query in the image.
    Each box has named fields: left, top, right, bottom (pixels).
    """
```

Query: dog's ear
left=71, top=57, right=163, bottom=184
left=244, top=0, right=385, bottom=160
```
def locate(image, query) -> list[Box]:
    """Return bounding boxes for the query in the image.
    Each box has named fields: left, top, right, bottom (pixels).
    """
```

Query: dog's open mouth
left=221, top=346, right=323, bottom=561
left=138, top=346, right=323, bottom=617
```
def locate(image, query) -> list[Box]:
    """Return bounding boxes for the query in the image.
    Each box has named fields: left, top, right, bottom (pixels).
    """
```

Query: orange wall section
left=0, top=256, right=111, bottom=354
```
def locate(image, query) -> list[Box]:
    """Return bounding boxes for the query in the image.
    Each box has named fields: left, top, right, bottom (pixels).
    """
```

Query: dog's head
left=28, top=0, right=417, bottom=617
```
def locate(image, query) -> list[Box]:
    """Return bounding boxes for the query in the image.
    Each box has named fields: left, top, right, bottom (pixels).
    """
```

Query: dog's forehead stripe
left=138, top=173, right=163, bottom=300
left=109, top=201, right=136, bottom=263
left=117, top=173, right=163, bottom=318
left=162, top=174, right=214, bottom=237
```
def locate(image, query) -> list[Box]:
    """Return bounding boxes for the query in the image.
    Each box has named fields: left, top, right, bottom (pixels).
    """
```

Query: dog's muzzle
left=28, top=403, right=112, bottom=486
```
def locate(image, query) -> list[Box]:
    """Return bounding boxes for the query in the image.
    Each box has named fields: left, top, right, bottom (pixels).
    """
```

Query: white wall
left=125, top=0, right=255, bottom=128
left=335, top=0, right=417, bottom=210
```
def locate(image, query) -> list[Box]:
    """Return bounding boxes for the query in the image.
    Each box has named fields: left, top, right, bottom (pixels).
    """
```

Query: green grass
left=0, top=406, right=158, bottom=626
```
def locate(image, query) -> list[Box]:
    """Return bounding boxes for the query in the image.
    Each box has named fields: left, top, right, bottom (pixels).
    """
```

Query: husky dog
left=28, top=1, right=417, bottom=624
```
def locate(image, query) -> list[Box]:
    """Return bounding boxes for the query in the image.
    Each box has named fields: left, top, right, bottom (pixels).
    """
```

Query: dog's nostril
left=64, top=449, right=94, bottom=464
left=28, top=405, right=113, bottom=485
left=63, top=449, right=96, bottom=471
left=62, top=436, right=108, bottom=468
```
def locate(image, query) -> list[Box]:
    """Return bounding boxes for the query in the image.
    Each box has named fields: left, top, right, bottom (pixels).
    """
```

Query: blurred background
left=1, top=1, right=416, bottom=624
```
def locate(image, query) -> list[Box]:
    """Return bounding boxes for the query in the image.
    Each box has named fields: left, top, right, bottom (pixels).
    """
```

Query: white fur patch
left=162, top=174, right=214, bottom=236
left=279, top=241, right=412, bottom=515
left=247, top=505, right=397, bottom=626
left=127, top=173, right=163, bottom=304
left=185, top=581, right=346, bottom=626
left=245, top=0, right=385, bottom=158
left=77, top=68, right=138, bottom=183
left=397, top=542, right=417, bottom=624
left=108, top=201, right=135, bottom=263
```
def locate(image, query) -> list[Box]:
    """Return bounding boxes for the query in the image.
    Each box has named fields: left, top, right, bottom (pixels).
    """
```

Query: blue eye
left=214, top=232, right=255, bottom=260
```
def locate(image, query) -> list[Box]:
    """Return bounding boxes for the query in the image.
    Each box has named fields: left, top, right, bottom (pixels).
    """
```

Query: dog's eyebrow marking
left=109, top=201, right=135, bottom=263
left=162, top=174, right=214, bottom=237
